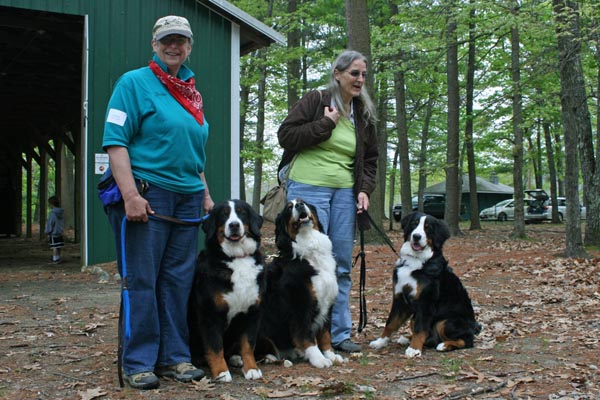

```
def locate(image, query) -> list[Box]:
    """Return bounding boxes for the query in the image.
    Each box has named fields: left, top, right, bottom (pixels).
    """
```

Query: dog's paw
left=263, top=354, right=279, bottom=364
left=228, top=355, right=243, bottom=368
left=405, top=347, right=422, bottom=358
left=436, top=342, right=448, bottom=352
left=396, top=335, right=410, bottom=346
left=244, top=368, right=263, bottom=380
left=323, top=349, right=345, bottom=364
left=214, top=371, right=233, bottom=382
left=305, top=345, right=333, bottom=368
left=369, top=337, right=390, bottom=349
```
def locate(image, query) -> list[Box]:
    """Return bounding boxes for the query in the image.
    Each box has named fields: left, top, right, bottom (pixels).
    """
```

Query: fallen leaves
left=77, top=387, right=107, bottom=400
left=1, top=224, right=600, bottom=399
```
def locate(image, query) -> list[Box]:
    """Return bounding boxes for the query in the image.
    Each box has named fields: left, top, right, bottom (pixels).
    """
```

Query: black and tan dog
left=257, top=198, right=343, bottom=368
left=188, top=199, right=265, bottom=382
left=370, top=212, right=481, bottom=357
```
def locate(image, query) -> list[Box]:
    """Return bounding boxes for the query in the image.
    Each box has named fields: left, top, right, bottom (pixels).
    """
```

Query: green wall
left=0, top=0, right=233, bottom=265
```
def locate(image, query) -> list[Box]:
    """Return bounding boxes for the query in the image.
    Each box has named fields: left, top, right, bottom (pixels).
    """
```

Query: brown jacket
left=277, top=90, right=378, bottom=197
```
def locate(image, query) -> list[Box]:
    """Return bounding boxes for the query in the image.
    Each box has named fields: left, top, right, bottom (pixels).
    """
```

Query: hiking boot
left=155, top=362, right=205, bottom=383
left=124, top=371, right=160, bottom=390
left=333, top=339, right=361, bottom=353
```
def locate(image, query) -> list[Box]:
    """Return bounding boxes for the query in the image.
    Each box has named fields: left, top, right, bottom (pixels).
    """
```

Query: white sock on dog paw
left=396, top=335, right=410, bottom=345
left=369, top=337, right=390, bottom=349
left=305, top=345, right=333, bottom=368
left=214, top=371, right=233, bottom=382
left=405, top=347, right=422, bottom=358
left=244, top=368, right=263, bottom=380
left=228, top=355, right=243, bottom=368
left=323, top=349, right=344, bottom=363
left=436, top=342, right=447, bottom=352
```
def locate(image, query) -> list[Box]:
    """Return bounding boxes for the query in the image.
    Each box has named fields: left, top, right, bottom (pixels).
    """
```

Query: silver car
left=479, top=198, right=535, bottom=221
left=542, top=197, right=587, bottom=221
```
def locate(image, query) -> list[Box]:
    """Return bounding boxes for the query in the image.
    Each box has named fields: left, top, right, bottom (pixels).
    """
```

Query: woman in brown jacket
left=277, top=50, right=378, bottom=353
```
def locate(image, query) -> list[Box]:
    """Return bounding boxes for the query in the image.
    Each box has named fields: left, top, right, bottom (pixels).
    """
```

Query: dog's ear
left=432, top=218, right=451, bottom=250
left=274, top=210, right=292, bottom=251
left=247, top=203, right=263, bottom=240
left=400, top=212, right=416, bottom=239
left=202, top=202, right=220, bottom=241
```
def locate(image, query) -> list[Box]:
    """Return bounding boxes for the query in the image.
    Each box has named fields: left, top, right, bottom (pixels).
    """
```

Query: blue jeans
left=106, top=184, right=203, bottom=375
left=286, top=180, right=356, bottom=346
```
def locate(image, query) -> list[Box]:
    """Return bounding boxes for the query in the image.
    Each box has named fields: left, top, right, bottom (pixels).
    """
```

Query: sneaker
left=124, top=371, right=160, bottom=390
left=47, top=259, right=61, bottom=265
left=155, top=362, right=205, bottom=383
left=333, top=339, right=361, bottom=353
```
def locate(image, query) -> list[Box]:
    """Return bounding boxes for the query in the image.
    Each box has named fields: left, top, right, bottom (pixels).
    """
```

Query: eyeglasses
left=348, top=70, right=367, bottom=79
left=159, top=35, right=189, bottom=46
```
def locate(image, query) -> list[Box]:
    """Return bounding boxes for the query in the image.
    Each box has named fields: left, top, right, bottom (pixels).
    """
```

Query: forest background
left=227, top=0, right=600, bottom=258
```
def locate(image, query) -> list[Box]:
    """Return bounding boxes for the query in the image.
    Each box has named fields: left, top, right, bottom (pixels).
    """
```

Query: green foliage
left=230, top=0, right=598, bottom=200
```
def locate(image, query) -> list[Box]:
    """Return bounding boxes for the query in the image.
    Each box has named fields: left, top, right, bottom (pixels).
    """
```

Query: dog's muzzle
left=410, top=233, right=425, bottom=251
left=293, top=202, right=312, bottom=228
left=225, top=221, right=244, bottom=242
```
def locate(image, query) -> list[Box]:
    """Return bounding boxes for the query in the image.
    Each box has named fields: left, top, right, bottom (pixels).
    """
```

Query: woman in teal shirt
left=102, top=15, right=212, bottom=390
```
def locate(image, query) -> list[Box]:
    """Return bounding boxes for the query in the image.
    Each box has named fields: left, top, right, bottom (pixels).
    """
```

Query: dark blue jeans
left=107, top=184, right=203, bottom=375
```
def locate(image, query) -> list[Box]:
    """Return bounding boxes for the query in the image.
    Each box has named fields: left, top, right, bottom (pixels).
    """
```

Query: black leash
left=353, top=211, right=398, bottom=333
left=353, top=227, right=368, bottom=333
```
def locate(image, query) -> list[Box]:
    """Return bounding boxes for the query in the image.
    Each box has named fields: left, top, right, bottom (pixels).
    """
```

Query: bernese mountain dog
left=369, top=211, right=481, bottom=357
left=188, top=199, right=265, bottom=382
left=256, top=198, right=344, bottom=368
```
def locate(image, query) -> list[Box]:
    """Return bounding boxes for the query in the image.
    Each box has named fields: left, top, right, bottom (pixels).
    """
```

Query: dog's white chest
left=293, top=229, right=338, bottom=326
left=223, top=257, right=262, bottom=323
left=394, top=257, right=422, bottom=298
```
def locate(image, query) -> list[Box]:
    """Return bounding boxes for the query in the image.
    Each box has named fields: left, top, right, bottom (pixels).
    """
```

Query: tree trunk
left=252, top=50, right=267, bottom=212
left=239, top=81, right=250, bottom=202
left=417, top=96, right=434, bottom=207
left=345, top=0, right=384, bottom=242
left=444, top=5, right=461, bottom=236
left=543, top=122, right=560, bottom=223
left=286, top=0, right=300, bottom=108
left=552, top=0, right=589, bottom=256
left=465, top=3, right=480, bottom=230
left=394, top=66, right=412, bottom=220
left=510, top=10, right=525, bottom=239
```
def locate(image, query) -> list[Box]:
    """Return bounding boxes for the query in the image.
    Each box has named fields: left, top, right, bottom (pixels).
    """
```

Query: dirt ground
left=1, top=221, right=599, bottom=400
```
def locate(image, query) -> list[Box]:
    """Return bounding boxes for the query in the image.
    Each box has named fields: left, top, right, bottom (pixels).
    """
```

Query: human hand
left=324, top=106, right=340, bottom=124
left=356, top=192, right=369, bottom=214
left=203, top=193, right=214, bottom=214
left=124, top=193, right=153, bottom=222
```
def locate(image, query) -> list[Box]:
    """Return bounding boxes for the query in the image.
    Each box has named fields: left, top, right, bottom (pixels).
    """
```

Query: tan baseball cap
left=152, top=15, right=193, bottom=40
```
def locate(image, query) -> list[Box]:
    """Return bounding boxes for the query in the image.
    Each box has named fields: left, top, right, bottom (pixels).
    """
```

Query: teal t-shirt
left=289, top=116, right=355, bottom=188
left=102, top=55, right=209, bottom=194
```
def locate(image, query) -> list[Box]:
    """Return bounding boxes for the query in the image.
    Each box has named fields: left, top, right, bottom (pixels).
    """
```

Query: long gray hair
left=327, top=50, right=377, bottom=126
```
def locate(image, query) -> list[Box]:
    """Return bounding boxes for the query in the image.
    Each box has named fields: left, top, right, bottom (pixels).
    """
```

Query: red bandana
left=149, top=61, right=204, bottom=125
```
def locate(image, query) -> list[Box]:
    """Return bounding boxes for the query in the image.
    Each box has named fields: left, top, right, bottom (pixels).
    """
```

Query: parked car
left=542, top=197, right=587, bottom=221
left=523, top=189, right=549, bottom=223
left=479, top=198, right=534, bottom=221
left=480, top=199, right=513, bottom=221
left=392, top=194, right=446, bottom=221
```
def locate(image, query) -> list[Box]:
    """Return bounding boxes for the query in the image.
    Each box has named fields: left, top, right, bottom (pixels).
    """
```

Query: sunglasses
left=159, top=35, right=189, bottom=46
left=348, top=70, right=367, bottom=79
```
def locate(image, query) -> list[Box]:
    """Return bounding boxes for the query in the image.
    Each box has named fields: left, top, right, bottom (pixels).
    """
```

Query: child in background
left=46, top=196, right=65, bottom=264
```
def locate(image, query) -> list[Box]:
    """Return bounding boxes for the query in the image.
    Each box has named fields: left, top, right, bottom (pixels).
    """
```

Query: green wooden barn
left=0, top=1, right=284, bottom=265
